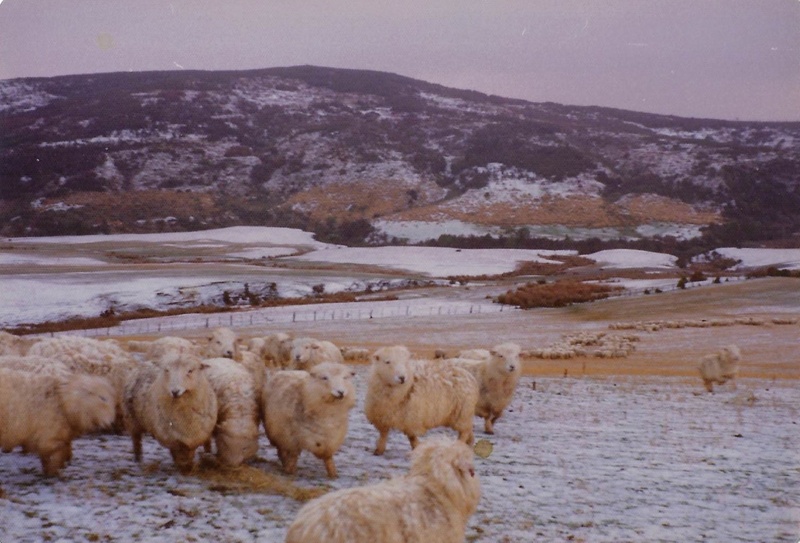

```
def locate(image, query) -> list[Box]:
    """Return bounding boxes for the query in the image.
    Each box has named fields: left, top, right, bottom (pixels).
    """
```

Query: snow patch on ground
left=586, top=249, right=678, bottom=269
left=714, top=247, right=800, bottom=270
left=288, top=246, right=574, bottom=277
left=5, top=226, right=333, bottom=249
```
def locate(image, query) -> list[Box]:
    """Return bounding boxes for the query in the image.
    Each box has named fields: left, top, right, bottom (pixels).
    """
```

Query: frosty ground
left=0, top=373, right=796, bottom=543
left=1, top=227, right=799, bottom=542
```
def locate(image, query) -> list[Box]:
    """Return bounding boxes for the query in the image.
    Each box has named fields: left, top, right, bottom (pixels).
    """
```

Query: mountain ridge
left=1, top=65, right=799, bottom=249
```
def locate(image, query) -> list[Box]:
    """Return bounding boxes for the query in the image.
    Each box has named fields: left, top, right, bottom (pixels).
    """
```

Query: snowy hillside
left=2, top=66, right=799, bottom=246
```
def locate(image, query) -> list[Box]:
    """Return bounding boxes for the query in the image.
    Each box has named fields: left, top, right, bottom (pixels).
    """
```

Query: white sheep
left=288, top=337, right=344, bottom=370
left=201, top=357, right=260, bottom=467
left=456, top=348, right=491, bottom=361
left=248, top=332, right=293, bottom=368
left=285, top=437, right=480, bottom=543
left=123, top=352, right=218, bottom=473
left=0, top=331, right=35, bottom=355
left=340, top=346, right=371, bottom=362
left=0, top=368, right=116, bottom=476
left=26, top=335, right=138, bottom=431
left=699, top=344, right=742, bottom=393
left=136, top=336, right=199, bottom=362
left=262, top=362, right=356, bottom=478
left=0, top=354, right=74, bottom=378
left=364, top=346, right=479, bottom=456
left=201, top=327, right=239, bottom=359
left=450, top=342, right=522, bottom=435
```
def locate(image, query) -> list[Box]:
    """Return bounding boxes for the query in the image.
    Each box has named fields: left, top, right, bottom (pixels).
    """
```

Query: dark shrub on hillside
left=496, top=281, right=621, bottom=309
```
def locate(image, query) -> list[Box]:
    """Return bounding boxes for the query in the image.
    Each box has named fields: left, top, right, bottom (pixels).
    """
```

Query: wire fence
left=64, top=298, right=518, bottom=338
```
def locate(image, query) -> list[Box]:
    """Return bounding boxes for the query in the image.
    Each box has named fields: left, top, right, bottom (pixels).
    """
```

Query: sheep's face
left=60, top=375, right=116, bottom=434
left=721, top=345, right=741, bottom=363
left=309, top=362, right=356, bottom=406
left=162, top=357, right=206, bottom=399
left=490, top=343, right=522, bottom=374
left=370, top=346, right=411, bottom=386
left=207, top=328, right=237, bottom=359
left=290, top=339, right=315, bottom=367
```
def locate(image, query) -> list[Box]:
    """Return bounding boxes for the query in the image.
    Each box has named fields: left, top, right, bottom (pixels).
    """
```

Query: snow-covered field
left=3, top=226, right=800, bottom=328
left=1, top=374, right=796, bottom=543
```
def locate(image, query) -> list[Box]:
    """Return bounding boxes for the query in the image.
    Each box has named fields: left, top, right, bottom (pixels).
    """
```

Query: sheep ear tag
left=474, top=439, right=493, bottom=459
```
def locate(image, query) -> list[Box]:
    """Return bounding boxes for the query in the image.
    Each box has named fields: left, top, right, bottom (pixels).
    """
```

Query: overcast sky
left=1, top=0, right=798, bottom=121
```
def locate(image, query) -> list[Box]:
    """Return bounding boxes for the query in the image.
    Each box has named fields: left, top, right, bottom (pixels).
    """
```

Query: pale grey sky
left=0, top=0, right=798, bottom=121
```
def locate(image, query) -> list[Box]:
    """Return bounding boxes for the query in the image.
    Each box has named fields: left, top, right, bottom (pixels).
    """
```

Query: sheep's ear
left=489, top=350, right=498, bottom=357
left=453, top=456, right=475, bottom=478
left=199, top=361, right=212, bottom=371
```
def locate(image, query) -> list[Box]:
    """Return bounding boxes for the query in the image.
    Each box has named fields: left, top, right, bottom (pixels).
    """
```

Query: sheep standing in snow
left=699, top=344, right=742, bottom=393
left=450, top=342, right=522, bottom=435
left=262, top=362, right=356, bottom=478
left=201, top=357, right=260, bottom=467
left=364, top=346, right=479, bottom=456
left=288, top=337, right=344, bottom=370
left=26, top=335, right=138, bottom=431
left=123, top=352, right=218, bottom=473
left=285, top=437, right=480, bottom=543
left=0, top=368, right=116, bottom=476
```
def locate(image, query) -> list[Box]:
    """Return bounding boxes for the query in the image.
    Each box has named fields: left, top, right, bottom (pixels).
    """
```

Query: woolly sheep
left=364, top=346, right=479, bottom=455
left=137, top=336, right=199, bottom=362
left=262, top=362, right=356, bottom=478
left=0, top=331, right=35, bottom=356
left=699, top=344, right=742, bottom=393
left=123, top=353, right=218, bottom=473
left=456, top=348, right=491, bottom=361
left=201, top=327, right=239, bottom=359
left=450, top=342, right=522, bottom=435
left=0, top=368, right=115, bottom=476
left=288, top=337, right=344, bottom=370
left=340, top=346, right=370, bottom=362
left=27, top=336, right=138, bottom=431
left=285, top=437, right=480, bottom=543
left=0, top=355, right=74, bottom=378
left=248, top=332, right=293, bottom=368
left=201, top=357, right=260, bottom=466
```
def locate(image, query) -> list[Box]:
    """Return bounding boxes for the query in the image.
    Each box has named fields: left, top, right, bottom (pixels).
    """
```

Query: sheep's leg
left=484, top=416, right=495, bottom=435
left=203, top=438, right=213, bottom=454
left=407, top=433, right=419, bottom=449
left=171, top=445, right=196, bottom=474
left=373, top=429, right=389, bottom=456
left=41, top=446, right=70, bottom=477
left=702, top=379, right=713, bottom=393
left=132, top=431, right=143, bottom=462
left=283, top=451, right=299, bottom=475
left=323, top=456, right=338, bottom=479
left=458, top=427, right=475, bottom=446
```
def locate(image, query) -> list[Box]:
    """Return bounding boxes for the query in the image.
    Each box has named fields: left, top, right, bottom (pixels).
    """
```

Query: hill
left=1, top=65, right=799, bottom=250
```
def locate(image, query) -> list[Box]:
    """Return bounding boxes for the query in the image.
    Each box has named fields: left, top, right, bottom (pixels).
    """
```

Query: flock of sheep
left=0, top=327, right=741, bottom=541
left=0, top=328, right=524, bottom=541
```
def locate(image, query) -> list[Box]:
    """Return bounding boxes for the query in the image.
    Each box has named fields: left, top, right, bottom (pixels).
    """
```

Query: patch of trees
left=453, top=122, right=594, bottom=181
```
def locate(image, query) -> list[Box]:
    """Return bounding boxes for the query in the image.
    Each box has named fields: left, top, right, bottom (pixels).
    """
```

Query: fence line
left=44, top=276, right=748, bottom=338
left=64, top=298, right=516, bottom=338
